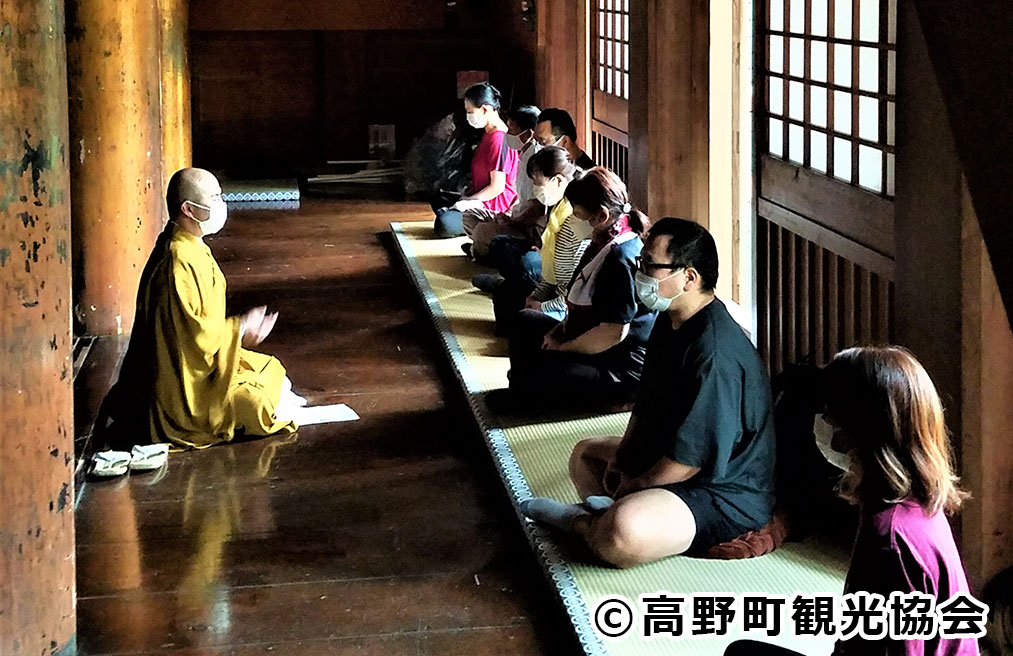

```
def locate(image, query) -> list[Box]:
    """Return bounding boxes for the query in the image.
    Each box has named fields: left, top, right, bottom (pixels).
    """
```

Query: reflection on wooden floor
left=75, top=199, right=577, bottom=655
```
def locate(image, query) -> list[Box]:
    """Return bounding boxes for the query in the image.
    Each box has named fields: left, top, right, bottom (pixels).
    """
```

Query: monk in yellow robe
left=102, top=168, right=296, bottom=449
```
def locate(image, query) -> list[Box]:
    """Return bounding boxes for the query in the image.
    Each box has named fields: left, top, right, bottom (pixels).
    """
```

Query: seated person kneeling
left=100, top=168, right=298, bottom=449
left=490, top=146, right=587, bottom=329
left=521, top=218, right=776, bottom=567
left=462, top=104, right=544, bottom=258
left=725, top=347, right=979, bottom=655
left=502, top=167, right=655, bottom=409
left=434, top=83, right=519, bottom=238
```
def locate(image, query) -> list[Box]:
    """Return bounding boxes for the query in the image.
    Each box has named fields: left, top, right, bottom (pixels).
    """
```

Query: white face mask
left=532, top=177, right=565, bottom=207
left=813, top=413, right=853, bottom=471
left=569, top=215, right=593, bottom=240
left=505, top=132, right=528, bottom=151
left=634, top=269, right=684, bottom=312
left=466, top=111, right=486, bottom=129
left=189, top=198, right=228, bottom=236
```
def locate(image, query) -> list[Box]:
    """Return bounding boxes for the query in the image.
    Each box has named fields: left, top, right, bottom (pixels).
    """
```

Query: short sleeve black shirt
left=619, top=300, right=777, bottom=529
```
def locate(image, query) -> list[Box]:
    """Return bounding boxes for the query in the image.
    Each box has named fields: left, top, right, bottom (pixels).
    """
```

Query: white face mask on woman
left=466, top=111, right=487, bottom=129
left=188, top=198, right=228, bottom=236
left=813, top=413, right=853, bottom=471
left=532, top=177, right=566, bottom=207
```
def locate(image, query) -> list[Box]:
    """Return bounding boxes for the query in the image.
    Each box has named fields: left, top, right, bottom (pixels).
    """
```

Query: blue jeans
left=434, top=208, right=465, bottom=237
left=488, top=235, right=541, bottom=286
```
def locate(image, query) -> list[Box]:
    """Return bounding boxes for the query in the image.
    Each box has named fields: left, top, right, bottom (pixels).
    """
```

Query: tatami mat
left=391, top=221, right=848, bottom=656
left=221, top=178, right=301, bottom=202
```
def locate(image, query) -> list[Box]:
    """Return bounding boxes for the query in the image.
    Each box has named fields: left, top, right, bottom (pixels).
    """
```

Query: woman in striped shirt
left=490, top=147, right=586, bottom=332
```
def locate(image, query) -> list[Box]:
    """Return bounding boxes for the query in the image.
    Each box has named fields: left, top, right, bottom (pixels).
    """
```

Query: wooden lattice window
left=763, top=0, right=897, bottom=197
left=596, top=0, right=630, bottom=100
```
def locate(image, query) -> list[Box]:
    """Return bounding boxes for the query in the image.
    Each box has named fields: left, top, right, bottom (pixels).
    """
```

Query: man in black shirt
left=533, top=108, right=596, bottom=170
left=521, top=218, right=776, bottom=568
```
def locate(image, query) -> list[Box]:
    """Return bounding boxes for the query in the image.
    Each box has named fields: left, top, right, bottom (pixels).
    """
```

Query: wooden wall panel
left=757, top=216, right=894, bottom=374
left=191, top=9, right=536, bottom=170
left=191, top=0, right=445, bottom=31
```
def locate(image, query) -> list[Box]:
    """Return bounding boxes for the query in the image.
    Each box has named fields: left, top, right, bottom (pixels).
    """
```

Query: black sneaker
left=461, top=243, right=473, bottom=258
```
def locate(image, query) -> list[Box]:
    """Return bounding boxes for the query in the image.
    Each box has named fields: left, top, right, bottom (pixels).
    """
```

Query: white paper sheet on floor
left=286, top=403, right=360, bottom=425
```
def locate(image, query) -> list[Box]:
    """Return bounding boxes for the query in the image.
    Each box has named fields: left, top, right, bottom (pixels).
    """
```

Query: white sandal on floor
left=90, top=451, right=132, bottom=478
left=129, top=444, right=169, bottom=471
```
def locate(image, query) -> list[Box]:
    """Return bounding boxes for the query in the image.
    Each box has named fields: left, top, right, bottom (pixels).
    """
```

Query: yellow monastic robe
left=111, top=223, right=295, bottom=448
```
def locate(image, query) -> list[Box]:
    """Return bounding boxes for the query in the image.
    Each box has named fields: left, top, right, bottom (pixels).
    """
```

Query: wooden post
left=628, top=0, right=709, bottom=225
left=960, top=184, right=1013, bottom=590
left=534, top=0, right=590, bottom=149
left=0, top=1, right=77, bottom=653
left=67, top=0, right=164, bottom=335
left=159, top=0, right=192, bottom=184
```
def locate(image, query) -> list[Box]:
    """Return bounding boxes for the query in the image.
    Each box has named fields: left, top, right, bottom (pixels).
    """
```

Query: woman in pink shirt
left=726, top=346, right=980, bottom=656
left=434, top=83, right=519, bottom=238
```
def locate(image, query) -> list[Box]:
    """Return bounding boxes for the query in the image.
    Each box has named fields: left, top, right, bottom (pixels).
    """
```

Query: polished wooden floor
left=75, top=198, right=578, bottom=655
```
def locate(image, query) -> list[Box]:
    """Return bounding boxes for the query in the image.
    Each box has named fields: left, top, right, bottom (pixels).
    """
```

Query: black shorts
left=662, top=484, right=752, bottom=556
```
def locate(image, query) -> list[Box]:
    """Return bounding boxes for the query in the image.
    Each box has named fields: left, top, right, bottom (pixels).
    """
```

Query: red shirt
left=470, top=129, right=518, bottom=213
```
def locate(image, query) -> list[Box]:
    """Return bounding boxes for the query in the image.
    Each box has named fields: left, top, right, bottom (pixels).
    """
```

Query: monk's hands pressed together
left=240, top=305, right=279, bottom=347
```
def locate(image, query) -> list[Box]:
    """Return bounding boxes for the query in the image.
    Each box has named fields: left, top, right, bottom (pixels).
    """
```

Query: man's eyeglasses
left=635, top=256, right=682, bottom=274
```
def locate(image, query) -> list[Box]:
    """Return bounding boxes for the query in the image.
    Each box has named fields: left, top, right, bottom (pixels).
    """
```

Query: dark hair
left=646, top=217, right=719, bottom=292
left=463, top=82, right=502, bottom=112
left=564, top=167, right=649, bottom=236
left=508, top=104, right=541, bottom=132
left=526, top=145, right=577, bottom=181
left=536, top=108, right=578, bottom=141
left=822, top=346, right=968, bottom=515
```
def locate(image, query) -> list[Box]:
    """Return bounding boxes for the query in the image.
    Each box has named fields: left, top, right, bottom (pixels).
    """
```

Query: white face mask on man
left=634, top=269, right=684, bottom=312
left=506, top=130, right=531, bottom=151
left=187, top=198, right=228, bottom=236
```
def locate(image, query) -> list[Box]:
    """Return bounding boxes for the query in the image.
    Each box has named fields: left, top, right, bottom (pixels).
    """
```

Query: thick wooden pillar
left=159, top=0, right=192, bottom=182
left=628, top=0, right=709, bottom=226
left=67, top=0, right=164, bottom=335
left=0, top=1, right=77, bottom=654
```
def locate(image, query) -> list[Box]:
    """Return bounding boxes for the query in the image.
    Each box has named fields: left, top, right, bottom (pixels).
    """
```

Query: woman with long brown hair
left=496, top=166, right=656, bottom=410
left=726, top=346, right=979, bottom=655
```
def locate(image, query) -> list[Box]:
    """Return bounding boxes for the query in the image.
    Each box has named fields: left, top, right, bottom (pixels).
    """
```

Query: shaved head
left=166, top=168, right=222, bottom=218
